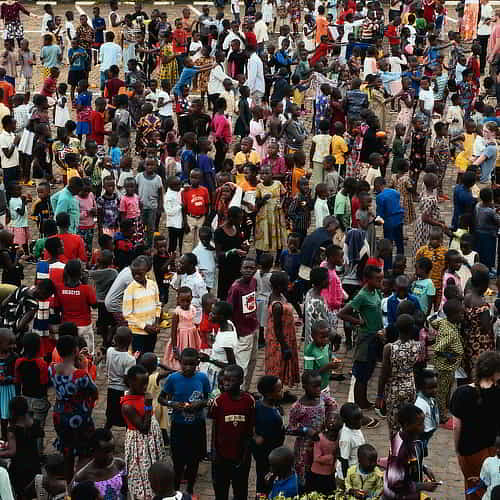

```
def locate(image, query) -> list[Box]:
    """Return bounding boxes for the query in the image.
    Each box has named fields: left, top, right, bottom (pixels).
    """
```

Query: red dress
left=265, top=299, right=300, bottom=387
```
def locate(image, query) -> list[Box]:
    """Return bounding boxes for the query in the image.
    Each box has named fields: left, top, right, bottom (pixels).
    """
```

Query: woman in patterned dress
left=462, top=265, right=495, bottom=379
left=121, top=365, right=166, bottom=500
left=376, top=314, right=423, bottom=439
left=159, top=31, right=178, bottom=88
left=265, top=271, right=300, bottom=395
left=394, top=76, right=414, bottom=139
left=49, top=335, right=98, bottom=484
left=413, top=172, right=445, bottom=254
left=288, top=370, right=337, bottom=488
left=255, top=166, right=288, bottom=258
left=390, top=161, right=416, bottom=225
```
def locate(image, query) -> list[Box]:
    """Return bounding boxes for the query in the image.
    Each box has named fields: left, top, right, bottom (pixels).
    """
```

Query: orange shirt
left=292, top=167, right=306, bottom=196
left=316, top=16, right=329, bottom=44
left=0, top=80, right=14, bottom=107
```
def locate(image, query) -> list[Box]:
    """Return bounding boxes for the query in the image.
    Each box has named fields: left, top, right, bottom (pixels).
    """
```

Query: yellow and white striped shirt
left=122, top=279, right=161, bottom=335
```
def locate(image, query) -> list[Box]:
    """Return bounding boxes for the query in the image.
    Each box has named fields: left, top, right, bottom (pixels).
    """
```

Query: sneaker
left=374, top=407, right=387, bottom=418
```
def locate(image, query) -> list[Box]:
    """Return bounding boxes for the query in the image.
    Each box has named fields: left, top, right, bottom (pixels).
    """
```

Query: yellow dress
left=147, top=371, right=169, bottom=431
left=255, top=181, right=288, bottom=252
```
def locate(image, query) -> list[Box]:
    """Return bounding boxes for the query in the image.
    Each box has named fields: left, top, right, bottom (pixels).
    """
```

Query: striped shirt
left=122, top=279, right=161, bottom=335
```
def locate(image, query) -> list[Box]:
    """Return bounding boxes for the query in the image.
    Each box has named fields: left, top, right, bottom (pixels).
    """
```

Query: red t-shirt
left=43, top=233, right=87, bottom=262
left=310, top=42, right=329, bottom=66
left=172, top=29, right=188, bottom=54
left=384, top=24, right=400, bottom=46
left=198, top=312, right=219, bottom=349
left=54, top=283, right=97, bottom=326
left=181, top=186, right=210, bottom=217
left=89, top=111, right=105, bottom=145
left=245, top=31, right=257, bottom=48
left=351, top=196, right=361, bottom=228
left=105, top=78, right=124, bottom=101
left=210, top=392, right=255, bottom=460
left=40, top=77, right=57, bottom=97
left=0, top=80, right=13, bottom=106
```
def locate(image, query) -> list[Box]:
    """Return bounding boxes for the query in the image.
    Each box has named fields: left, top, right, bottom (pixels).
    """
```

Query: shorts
left=68, top=69, right=86, bottom=87
left=352, top=358, right=377, bottom=384
left=97, top=302, right=114, bottom=330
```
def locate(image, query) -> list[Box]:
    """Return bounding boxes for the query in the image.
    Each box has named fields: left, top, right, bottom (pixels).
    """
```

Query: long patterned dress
left=265, top=298, right=300, bottom=388
left=255, top=181, right=288, bottom=252
left=385, top=340, right=423, bottom=439
left=159, top=43, right=179, bottom=87
left=413, top=193, right=440, bottom=254
left=288, top=394, right=337, bottom=486
left=396, top=90, right=414, bottom=139
left=462, top=304, right=495, bottom=378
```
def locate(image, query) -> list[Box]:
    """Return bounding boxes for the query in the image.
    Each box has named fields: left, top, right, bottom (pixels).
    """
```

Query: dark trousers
left=252, top=444, right=273, bottom=494
left=168, top=227, right=184, bottom=254
left=305, top=471, right=336, bottom=495
left=3, top=166, right=21, bottom=200
left=214, top=139, right=228, bottom=172
left=476, top=230, right=497, bottom=271
left=383, top=223, right=404, bottom=269
left=131, top=333, right=157, bottom=354
left=478, top=35, right=489, bottom=73
left=213, top=455, right=251, bottom=500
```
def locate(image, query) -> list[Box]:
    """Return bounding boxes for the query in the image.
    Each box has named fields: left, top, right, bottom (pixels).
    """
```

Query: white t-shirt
left=415, top=394, right=439, bottom=432
left=42, top=13, right=53, bottom=33
left=312, top=134, right=331, bottom=163
left=65, top=21, right=76, bottom=41
left=231, top=0, right=240, bottom=14
left=389, top=55, right=406, bottom=74
left=0, top=131, right=18, bottom=169
left=106, top=347, right=136, bottom=391
left=211, top=322, right=238, bottom=363
left=192, top=242, right=216, bottom=289
left=336, top=425, right=366, bottom=479
left=407, top=24, right=416, bottom=45
left=157, top=90, right=173, bottom=117
left=315, top=198, right=330, bottom=229
left=164, top=188, right=183, bottom=229
left=419, top=88, right=435, bottom=114
left=189, top=40, right=203, bottom=61
left=478, top=3, right=494, bottom=36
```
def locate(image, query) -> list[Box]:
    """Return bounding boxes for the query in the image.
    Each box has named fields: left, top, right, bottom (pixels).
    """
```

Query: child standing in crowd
left=255, top=253, right=273, bottom=349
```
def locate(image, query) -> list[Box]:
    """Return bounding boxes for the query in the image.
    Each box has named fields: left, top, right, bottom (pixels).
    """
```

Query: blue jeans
left=383, top=223, right=404, bottom=269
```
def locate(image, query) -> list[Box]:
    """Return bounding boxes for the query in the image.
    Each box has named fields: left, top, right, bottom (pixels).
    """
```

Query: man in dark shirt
left=105, top=65, right=124, bottom=102
left=178, top=99, right=211, bottom=137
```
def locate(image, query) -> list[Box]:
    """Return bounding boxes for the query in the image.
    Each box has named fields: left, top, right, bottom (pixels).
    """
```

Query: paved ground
left=13, top=2, right=472, bottom=499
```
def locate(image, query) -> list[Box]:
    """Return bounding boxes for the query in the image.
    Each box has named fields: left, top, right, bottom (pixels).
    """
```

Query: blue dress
left=76, top=91, right=92, bottom=136
left=0, top=354, right=17, bottom=419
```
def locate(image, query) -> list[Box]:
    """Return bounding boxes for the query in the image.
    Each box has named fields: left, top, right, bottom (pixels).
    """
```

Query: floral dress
left=396, top=90, right=414, bottom=139
left=303, top=290, right=336, bottom=345
left=288, top=394, right=337, bottom=486
left=265, top=298, right=300, bottom=388
left=159, top=43, right=179, bottom=87
left=196, top=56, right=214, bottom=93
left=48, top=366, right=97, bottom=457
left=413, top=193, right=440, bottom=254
left=462, top=304, right=495, bottom=378
left=255, top=181, right=288, bottom=252
left=385, top=340, right=423, bottom=439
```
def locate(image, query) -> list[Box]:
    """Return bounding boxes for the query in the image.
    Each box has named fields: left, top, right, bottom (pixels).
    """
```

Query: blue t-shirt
left=164, top=371, right=210, bottom=425
left=109, top=146, right=122, bottom=167
left=180, top=149, right=196, bottom=182
left=93, top=17, right=106, bottom=44
left=280, top=250, right=301, bottom=282
left=269, top=473, right=300, bottom=499
left=172, top=67, right=199, bottom=96
left=254, top=400, right=285, bottom=450
left=69, top=47, right=88, bottom=71
left=42, top=45, right=61, bottom=69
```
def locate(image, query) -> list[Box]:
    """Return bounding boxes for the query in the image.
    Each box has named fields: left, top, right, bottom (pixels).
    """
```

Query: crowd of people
left=0, top=0, right=499, bottom=499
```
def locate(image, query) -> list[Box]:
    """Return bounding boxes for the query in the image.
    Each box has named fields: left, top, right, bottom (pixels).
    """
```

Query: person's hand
left=144, top=325, right=158, bottom=335
left=184, top=224, right=191, bottom=234
left=327, top=358, right=342, bottom=370
left=13, top=135, right=20, bottom=146
left=241, top=240, right=250, bottom=251
left=418, top=481, right=440, bottom=492
left=235, top=249, right=247, bottom=257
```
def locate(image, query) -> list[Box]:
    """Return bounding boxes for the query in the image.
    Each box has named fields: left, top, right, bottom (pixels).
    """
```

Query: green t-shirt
left=33, top=237, right=47, bottom=260
left=349, top=287, right=383, bottom=362
left=334, top=191, right=351, bottom=229
left=304, top=342, right=331, bottom=390
left=411, top=278, right=436, bottom=314
left=415, top=17, right=427, bottom=31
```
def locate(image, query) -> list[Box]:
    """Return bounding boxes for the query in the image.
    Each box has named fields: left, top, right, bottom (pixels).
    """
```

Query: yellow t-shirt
left=331, top=135, right=348, bottom=165
left=234, top=150, right=261, bottom=166
left=293, top=88, right=305, bottom=107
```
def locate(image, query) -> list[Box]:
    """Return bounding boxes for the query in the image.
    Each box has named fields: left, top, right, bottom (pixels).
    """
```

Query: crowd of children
left=0, top=0, right=500, bottom=499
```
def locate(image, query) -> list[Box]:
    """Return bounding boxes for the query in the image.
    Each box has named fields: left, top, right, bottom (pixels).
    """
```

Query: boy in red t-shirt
left=309, top=35, right=334, bottom=67
left=172, top=18, right=188, bottom=70
left=89, top=96, right=108, bottom=145
left=384, top=16, right=401, bottom=47
left=209, top=364, right=255, bottom=499
left=181, top=168, right=210, bottom=252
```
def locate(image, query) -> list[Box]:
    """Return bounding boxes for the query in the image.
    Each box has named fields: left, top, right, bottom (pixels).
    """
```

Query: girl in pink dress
left=164, top=287, right=201, bottom=370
